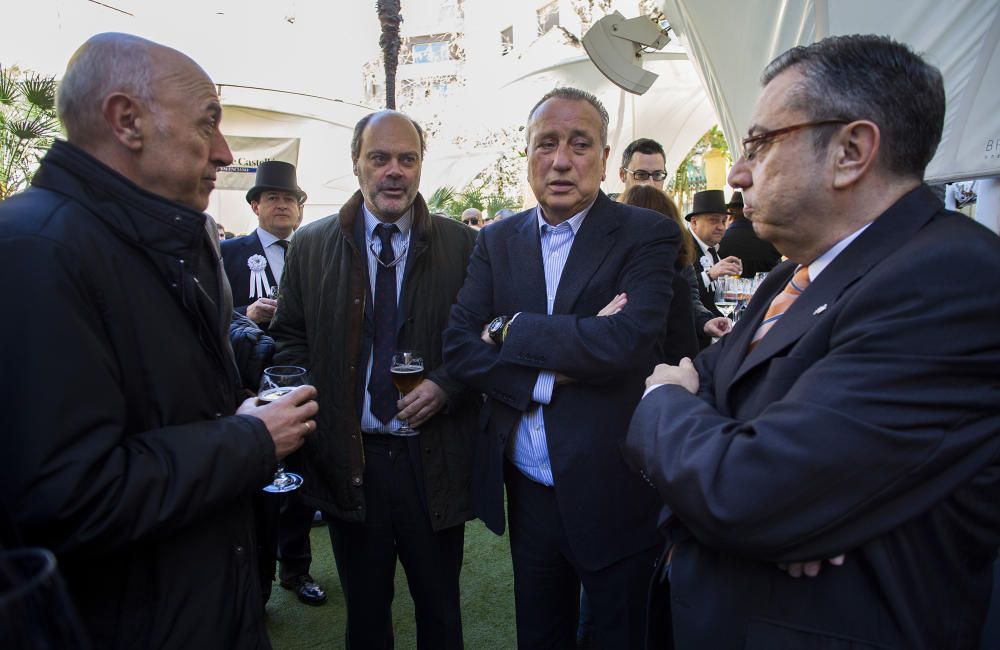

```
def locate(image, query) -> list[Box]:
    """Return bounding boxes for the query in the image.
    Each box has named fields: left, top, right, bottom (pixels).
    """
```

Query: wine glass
left=715, top=277, right=737, bottom=318
left=258, top=365, right=308, bottom=493
left=390, top=351, right=424, bottom=436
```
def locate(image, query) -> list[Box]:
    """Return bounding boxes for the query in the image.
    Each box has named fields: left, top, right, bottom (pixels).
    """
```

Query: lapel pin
left=813, top=304, right=827, bottom=315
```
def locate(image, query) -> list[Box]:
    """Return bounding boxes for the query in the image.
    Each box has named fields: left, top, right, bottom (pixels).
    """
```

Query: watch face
left=488, top=316, right=506, bottom=336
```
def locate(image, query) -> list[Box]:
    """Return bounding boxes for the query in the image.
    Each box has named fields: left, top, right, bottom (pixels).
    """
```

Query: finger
left=828, top=554, right=845, bottom=566
left=803, top=560, right=822, bottom=577
left=285, top=385, right=318, bottom=404
left=678, top=357, right=695, bottom=370
left=787, top=562, right=803, bottom=578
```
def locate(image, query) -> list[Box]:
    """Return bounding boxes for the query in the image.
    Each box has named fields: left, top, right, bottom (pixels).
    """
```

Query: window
left=412, top=41, right=451, bottom=64
left=537, top=1, right=559, bottom=35
left=500, top=26, right=514, bottom=56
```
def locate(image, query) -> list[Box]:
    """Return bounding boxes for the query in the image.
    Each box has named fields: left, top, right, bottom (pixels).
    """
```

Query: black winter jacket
left=0, top=141, right=274, bottom=649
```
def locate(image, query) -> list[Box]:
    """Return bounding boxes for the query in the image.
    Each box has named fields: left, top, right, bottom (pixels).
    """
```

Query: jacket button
left=353, top=298, right=360, bottom=304
left=214, top=412, right=222, bottom=418
left=234, top=545, right=244, bottom=554
left=433, top=512, right=441, bottom=519
left=352, top=476, right=362, bottom=485
left=425, top=447, right=431, bottom=454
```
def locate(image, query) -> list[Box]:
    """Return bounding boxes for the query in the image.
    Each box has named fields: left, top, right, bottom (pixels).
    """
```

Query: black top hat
left=245, top=160, right=307, bottom=204
left=685, top=189, right=728, bottom=221
left=727, top=191, right=744, bottom=210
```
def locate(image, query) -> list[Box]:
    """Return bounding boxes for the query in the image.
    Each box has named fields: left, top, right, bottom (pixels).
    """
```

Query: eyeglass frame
left=621, top=168, right=669, bottom=182
left=740, top=119, right=850, bottom=161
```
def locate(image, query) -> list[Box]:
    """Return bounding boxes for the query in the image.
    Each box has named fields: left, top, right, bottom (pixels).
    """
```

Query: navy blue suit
left=221, top=231, right=277, bottom=315
left=626, top=186, right=1000, bottom=649
left=444, top=191, right=679, bottom=646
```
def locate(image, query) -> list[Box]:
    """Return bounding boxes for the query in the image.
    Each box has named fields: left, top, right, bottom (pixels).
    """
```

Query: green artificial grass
left=266, top=519, right=516, bottom=649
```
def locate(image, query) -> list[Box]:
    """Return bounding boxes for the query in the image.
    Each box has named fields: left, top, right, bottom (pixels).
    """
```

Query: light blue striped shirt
left=359, top=203, right=412, bottom=433
left=507, top=204, right=591, bottom=485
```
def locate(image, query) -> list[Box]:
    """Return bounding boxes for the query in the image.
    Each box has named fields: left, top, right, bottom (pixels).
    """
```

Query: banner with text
left=218, top=137, right=300, bottom=191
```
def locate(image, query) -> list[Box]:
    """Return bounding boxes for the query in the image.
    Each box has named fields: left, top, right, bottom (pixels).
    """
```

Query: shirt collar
left=363, top=202, right=413, bottom=242
left=255, top=226, right=291, bottom=248
left=689, top=230, right=714, bottom=256
left=535, top=199, right=594, bottom=235
left=807, top=221, right=873, bottom=281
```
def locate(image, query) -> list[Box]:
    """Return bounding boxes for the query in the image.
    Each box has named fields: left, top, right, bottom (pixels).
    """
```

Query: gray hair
left=526, top=87, right=609, bottom=147
left=57, top=33, right=159, bottom=145
left=762, top=34, right=944, bottom=179
left=351, top=110, right=426, bottom=162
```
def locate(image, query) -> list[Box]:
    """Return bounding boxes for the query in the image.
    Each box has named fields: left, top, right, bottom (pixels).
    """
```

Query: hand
left=597, top=293, right=627, bottom=316
left=708, top=256, right=742, bottom=281
left=396, top=379, right=447, bottom=427
left=238, top=385, right=319, bottom=460
left=778, top=554, right=846, bottom=578
left=645, top=358, right=699, bottom=394
left=480, top=322, right=495, bottom=345
left=704, top=317, right=732, bottom=338
left=246, top=297, right=278, bottom=324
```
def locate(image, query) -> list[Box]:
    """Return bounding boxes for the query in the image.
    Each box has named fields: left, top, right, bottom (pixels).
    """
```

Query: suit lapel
left=552, top=195, right=618, bottom=314
left=254, top=230, right=278, bottom=287
left=728, top=185, right=941, bottom=388
left=505, top=211, right=548, bottom=314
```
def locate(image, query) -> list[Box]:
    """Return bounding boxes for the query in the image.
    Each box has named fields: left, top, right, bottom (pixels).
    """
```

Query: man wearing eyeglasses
left=268, top=110, right=479, bottom=648
left=625, top=35, right=1000, bottom=649
left=618, top=137, right=669, bottom=196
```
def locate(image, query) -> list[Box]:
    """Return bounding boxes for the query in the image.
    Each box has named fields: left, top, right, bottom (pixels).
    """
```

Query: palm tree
left=0, top=65, right=59, bottom=201
left=376, top=0, right=402, bottom=110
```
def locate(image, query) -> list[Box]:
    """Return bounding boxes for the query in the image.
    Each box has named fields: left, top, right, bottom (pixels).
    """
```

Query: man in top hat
left=686, top=189, right=743, bottom=348
left=220, top=160, right=327, bottom=606
left=222, top=160, right=306, bottom=327
left=718, top=191, right=782, bottom=278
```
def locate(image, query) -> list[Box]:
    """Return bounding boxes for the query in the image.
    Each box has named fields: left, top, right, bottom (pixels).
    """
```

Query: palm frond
left=20, top=75, right=56, bottom=112
left=0, top=67, right=19, bottom=106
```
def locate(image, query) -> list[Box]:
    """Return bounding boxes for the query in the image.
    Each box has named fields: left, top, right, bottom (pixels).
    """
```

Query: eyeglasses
left=741, top=119, right=849, bottom=161
left=622, top=168, right=668, bottom=182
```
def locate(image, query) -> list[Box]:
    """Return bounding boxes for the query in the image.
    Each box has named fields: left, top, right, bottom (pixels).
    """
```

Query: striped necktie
left=748, top=265, right=811, bottom=350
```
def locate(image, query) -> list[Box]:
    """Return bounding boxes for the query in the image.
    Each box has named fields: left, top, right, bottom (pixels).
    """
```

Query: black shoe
left=311, top=510, right=324, bottom=527
left=279, top=574, right=327, bottom=606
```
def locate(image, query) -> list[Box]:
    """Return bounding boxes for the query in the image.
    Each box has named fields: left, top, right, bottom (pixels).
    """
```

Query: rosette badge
left=247, top=254, right=272, bottom=299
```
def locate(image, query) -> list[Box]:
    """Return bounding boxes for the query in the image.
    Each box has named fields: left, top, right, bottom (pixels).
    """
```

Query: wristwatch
left=487, top=315, right=511, bottom=345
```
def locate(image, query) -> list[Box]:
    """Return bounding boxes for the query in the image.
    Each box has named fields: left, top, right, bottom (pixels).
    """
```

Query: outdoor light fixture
left=582, top=11, right=670, bottom=95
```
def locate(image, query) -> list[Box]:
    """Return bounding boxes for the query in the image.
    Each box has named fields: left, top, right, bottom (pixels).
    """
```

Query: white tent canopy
left=659, top=0, right=1000, bottom=184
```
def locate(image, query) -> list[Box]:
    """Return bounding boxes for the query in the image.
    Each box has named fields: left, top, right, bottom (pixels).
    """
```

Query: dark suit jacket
left=718, top=218, right=781, bottom=278
left=443, top=191, right=679, bottom=571
left=625, top=185, right=1000, bottom=649
left=221, top=230, right=277, bottom=314
left=690, top=235, right=723, bottom=349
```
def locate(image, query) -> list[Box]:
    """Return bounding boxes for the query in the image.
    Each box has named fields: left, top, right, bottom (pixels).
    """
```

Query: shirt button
left=354, top=298, right=361, bottom=304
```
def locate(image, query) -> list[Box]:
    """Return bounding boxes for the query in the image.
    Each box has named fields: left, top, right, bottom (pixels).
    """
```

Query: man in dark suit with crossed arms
left=626, top=35, right=1000, bottom=648
left=444, top=87, right=678, bottom=648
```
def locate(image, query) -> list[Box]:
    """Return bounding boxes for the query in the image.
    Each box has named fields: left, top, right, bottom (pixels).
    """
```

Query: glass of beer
left=258, top=365, right=308, bottom=492
left=390, top=351, right=424, bottom=436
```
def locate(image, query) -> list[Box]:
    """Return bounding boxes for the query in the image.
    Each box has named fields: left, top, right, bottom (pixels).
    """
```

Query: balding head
left=56, top=33, right=233, bottom=211
left=58, top=33, right=160, bottom=146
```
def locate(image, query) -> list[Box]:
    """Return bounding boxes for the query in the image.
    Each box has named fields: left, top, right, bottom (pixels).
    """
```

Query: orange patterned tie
left=748, top=265, right=811, bottom=350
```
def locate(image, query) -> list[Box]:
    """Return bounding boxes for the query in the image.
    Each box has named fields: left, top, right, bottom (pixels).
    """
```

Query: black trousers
left=328, top=434, right=464, bottom=650
left=276, top=493, right=315, bottom=581
left=505, top=460, right=659, bottom=649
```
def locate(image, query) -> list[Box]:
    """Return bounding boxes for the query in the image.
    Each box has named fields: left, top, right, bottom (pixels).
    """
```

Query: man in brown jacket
left=269, top=110, right=478, bottom=649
